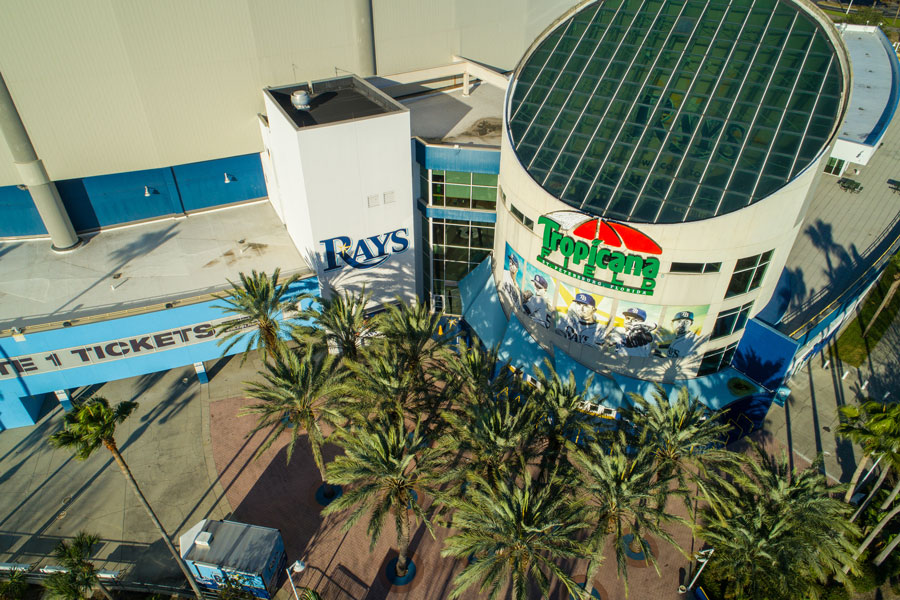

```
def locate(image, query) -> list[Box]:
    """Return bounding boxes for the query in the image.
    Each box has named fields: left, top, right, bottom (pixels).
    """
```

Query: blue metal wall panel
left=2, top=154, right=268, bottom=236
left=0, top=185, right=46, bottom=236
left=173, top=154, right=267, bottom=212
left=421, top=144, right=500, bottom=174
left=0, top=278, right=319, bottom=429
left=423, top=205, right=496, bottom=223
left=58, top=167, right=183, bottom=231
left=733, top=319, right=799, bottom=390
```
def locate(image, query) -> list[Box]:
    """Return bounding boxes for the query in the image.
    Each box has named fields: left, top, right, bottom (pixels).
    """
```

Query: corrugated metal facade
left=0, top=0, right=574, bottom=186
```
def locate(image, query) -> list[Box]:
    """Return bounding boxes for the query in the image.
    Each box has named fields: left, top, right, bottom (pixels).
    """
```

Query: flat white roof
left=838, top=24, right=900, bottom=145
left=0, top=202, right=312, bottom=333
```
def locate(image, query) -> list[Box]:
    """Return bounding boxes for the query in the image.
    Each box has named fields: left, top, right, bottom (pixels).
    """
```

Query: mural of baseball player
left=521, top=265, right=556, bottom=329
left=554, top=285, right=610, bottom=349
left=608, top=303, right=661, bottom=357
left=500, top=244, right=525, bottom=309
left=657, top=305, right=708, bottom=359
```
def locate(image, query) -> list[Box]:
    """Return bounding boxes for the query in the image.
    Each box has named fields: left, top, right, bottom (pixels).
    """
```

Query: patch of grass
left=821, top=7, right=900, bottom=28
left=834, top=256, right=900, bottom=367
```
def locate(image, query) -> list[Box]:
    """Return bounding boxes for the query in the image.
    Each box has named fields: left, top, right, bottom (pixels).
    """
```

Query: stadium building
left=0, top=0, right=898, bottom=429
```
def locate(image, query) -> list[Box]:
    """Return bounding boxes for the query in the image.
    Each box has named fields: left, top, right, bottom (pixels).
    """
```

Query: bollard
left=193, top=362, right=209, bottom=384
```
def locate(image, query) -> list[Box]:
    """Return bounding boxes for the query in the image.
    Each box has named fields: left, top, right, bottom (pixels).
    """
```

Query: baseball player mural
left=657, top=305, right=708, bottom=360
left=555, top=285, right=610, bottom=349
left=608, top=303, right=661, bottom=357
left=500, top=244, right=525, bottom=309
left=522, top=264, right=556, bottom=329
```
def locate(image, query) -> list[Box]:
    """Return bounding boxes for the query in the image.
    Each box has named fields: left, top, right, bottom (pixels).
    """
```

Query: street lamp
left=678, top=548, right=715, bottom=594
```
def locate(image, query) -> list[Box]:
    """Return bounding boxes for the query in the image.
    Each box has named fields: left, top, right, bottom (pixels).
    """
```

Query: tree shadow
left=231, top=440, right=342, bottom=561
left=50, top=225, right=179, bottom=317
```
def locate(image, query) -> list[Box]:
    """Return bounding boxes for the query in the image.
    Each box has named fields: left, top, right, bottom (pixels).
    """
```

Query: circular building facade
left=494, top=0, right=850, bottom=381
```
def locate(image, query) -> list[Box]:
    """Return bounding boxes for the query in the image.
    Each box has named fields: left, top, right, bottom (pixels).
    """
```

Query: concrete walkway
left=764, top=312, right=900, bottom=485
left=0, top=353, right=260, bottom=587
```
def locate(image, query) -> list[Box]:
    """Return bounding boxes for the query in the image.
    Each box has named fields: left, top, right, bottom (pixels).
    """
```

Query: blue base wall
left=0, top=153, right=266, bottom=237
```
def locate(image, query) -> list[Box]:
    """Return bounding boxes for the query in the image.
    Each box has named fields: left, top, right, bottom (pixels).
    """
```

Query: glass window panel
left=445, top=184, right=470, bottom=208
left=445, top=246, right=468, bottom=262
left=471, top=227, right=494, bottom=249
left=446, top=225, right=469, bottom=246
left=472, top=173, right=498, bottom=186
left=444, top=261, right=470, bottom=281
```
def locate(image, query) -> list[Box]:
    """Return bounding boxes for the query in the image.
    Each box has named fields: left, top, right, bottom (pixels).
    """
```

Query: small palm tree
left=439, top=382, right=540, bottom=492
left=443, top=341, right=513, bottom=405
left=621, top=386, right=739, bottom=516
left=214, top=268, right=301, bottom=363
left=48, top=398, right=203, bottom=599
left=532, top=363, right=597, bottom=472
left=0, top=570, right=27, bottom=600
left=323, top=415, right=445, bottom=579
left=294, top=287, right=375, bottom=362
left=699, top=445, right=859, bottom=600
left=44, top=532, right=113, bottom=600
left=241, top=341, right=348, bottom=497
left=570, top=438, right=685, bottom=593
left=373, top=300, right=450, bottom=380
left=441, top=460, right=589, bottom=600
left=838, top=400, right=900, bottom=504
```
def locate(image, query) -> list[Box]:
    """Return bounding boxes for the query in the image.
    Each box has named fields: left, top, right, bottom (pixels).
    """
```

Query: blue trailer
left=180, top=519, right=287, bottom=599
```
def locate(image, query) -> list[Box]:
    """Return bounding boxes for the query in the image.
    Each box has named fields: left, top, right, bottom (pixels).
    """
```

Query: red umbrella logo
left=549, top=211, right=662, bottom=255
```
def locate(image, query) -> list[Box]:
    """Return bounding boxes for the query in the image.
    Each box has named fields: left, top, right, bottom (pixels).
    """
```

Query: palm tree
left=838, top=400, right=900, bottom=505
left=322, top=414, right=445, bottom=579
left=48, top=398, right=203, bottom=600
left=698, top=445, right=858, bottom=600
left=443, top=340, right=513, bottom=406
left=0, top=569, right=27, bottom=600
left=44, top=532, right=113, bottom=600
left=441, top=460, right=589, bottom=600
left=294, top=287, right=375, bottom=362
left=343, top=345, right=420, bottom=423
left=532, top=363, right=598, bottom=473
left=620, top=386, right=739, bottom=516
left=241, top=341, right=348, bottom=499
left=438, top=379, right=540, bottom=492
left=570, top=437, right=685, bottom=593
left=214, top=268, right=301, bottom=363
left=373, top=299, right=450, bottom=381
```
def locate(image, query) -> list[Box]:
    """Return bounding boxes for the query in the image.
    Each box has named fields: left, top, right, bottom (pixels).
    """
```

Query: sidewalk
left=763, top=316, right=900, bottom=485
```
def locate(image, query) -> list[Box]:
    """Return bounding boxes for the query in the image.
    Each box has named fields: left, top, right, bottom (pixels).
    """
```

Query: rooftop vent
left=195, top=532, right=212, bottom=547
left=291, top=90, right=311, bottom=110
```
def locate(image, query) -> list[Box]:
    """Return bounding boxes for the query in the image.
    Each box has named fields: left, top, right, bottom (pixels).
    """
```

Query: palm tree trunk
left=96, top=579, right=115, bottom=600
left=852, top=465, right=890, bottom=522
left=395, top=505, right=411, bottom=578
left=880, top=476, right=900, bottom=511
left=105, top=443, right=204, bottom=599
left=844, top=455, right=870, bottom=503
left=875, top=529, right=900, bottom=566
left=844, top=503, right=900, bottom=573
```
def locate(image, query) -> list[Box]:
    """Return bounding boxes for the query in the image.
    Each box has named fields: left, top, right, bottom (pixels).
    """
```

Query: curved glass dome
left=507, top=0, right=844, bottom=223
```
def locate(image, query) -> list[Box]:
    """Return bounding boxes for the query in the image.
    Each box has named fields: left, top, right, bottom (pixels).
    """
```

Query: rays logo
left=321, top=228, right=410, bottom=272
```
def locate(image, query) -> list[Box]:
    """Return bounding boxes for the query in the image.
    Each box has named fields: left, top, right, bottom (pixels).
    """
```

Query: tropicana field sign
left=536, top=211, right=662, bottom=296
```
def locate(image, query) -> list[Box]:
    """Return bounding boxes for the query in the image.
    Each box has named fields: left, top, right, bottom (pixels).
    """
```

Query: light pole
left=678, top=548, right=715, bottom=594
